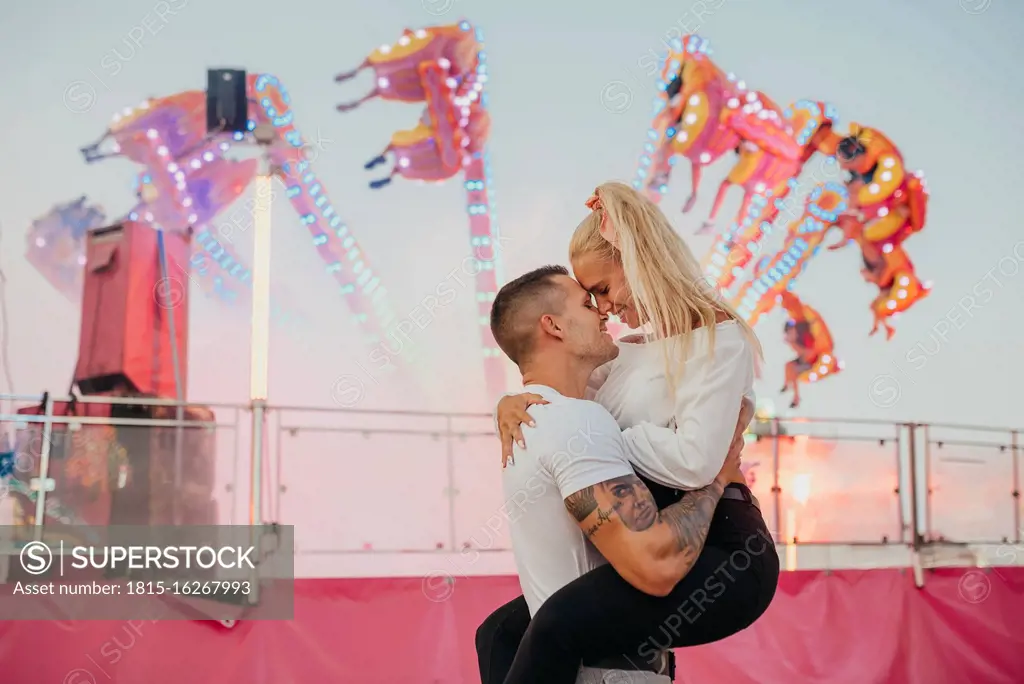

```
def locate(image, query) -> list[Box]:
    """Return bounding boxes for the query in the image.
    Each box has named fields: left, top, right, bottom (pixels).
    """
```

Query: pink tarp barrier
left=1, top=567, right=1022, bottom=683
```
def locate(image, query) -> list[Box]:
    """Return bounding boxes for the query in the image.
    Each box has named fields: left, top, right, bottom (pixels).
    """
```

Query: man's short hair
left=490, top=265, right=569, bottom=365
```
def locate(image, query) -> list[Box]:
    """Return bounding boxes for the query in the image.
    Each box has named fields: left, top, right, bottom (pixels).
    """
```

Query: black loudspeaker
left=206, top=68, right=248, bottom=134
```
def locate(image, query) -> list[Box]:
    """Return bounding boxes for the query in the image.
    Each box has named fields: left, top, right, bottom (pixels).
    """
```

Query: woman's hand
left=737, top=396, right=756, bottom=433
left=716, top=432, right=745, bottom=487
left=496, top=393, right=549, bottom=467
left=716, top=397, right=756, bottom=487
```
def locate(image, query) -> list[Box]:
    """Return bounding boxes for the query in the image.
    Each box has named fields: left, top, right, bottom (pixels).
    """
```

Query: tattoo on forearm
left=659, top=481, right=725, bottom=556
left=565, top=487, right=598, bottom=521
left=583, top=506, right=615, bottom=537
left=566, top=474, right=725, bottom=576
left=568, top=475, right=661, bottom=535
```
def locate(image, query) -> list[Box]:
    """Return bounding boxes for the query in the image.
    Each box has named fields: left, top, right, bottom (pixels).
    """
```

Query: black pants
left=475, top=481, right=780, bottom=684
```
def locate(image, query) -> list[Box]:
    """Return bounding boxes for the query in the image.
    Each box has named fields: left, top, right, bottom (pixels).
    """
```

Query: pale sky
left=1, top=0, right=1022, bottom=429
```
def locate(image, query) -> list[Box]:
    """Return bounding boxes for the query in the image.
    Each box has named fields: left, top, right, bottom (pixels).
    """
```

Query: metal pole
left=923, top=424, right=932, bottom=543
left=894, top=423, right=906, bottom=545
left=246, top=151, right=274, bottom=605
left=250, top=404, right=266, bottom=527
left=907, top=423, right=921, bottom=550
left=248, top=402, right=265, bottom=606
left=156, top=228, right=186, bottom=525
left=771, top=418, right=781, bottom=543
left=445, top=416, right=456, bottom=551
left=275, top=411, right=283, bottom=524
left=32, top=395, right=55, bottom=541
left=1011, top=430, right=1020, bottom=544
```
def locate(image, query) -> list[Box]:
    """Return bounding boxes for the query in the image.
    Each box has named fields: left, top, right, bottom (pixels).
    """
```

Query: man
left=477, top=266, right=766, bottom=684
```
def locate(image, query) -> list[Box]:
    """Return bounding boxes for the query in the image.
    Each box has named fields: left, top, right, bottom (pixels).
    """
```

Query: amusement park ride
left=333, top=20, right=505, bottom=394
left=0, top=18, right=943, bottom=639
left=8, top=20, right=505, bottom=534
left=25, top=20, right=506, bottom=402
left=633, top=34, right=932, bottom=406
left=16, top=23, right=934, bottom=446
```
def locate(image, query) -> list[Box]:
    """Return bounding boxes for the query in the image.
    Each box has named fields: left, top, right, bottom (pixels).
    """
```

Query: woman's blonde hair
left=569, top=181, right=763, bottom=385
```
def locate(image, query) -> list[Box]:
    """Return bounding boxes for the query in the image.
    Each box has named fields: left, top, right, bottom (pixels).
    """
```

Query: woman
left=476, top=181, right=780, bottom=684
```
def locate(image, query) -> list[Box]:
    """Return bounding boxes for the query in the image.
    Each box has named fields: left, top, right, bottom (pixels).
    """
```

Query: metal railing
left=1, top=393, right=1020, bottom=564
left=0, top=393, right=246, bottom=537
left=918, top=422, right=1021, bottom=545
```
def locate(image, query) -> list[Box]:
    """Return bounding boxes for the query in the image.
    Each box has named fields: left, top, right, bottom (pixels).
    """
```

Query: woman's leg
left=503, top=499, right=779, bottom=684
left=476, top=594, right=531, bottom=684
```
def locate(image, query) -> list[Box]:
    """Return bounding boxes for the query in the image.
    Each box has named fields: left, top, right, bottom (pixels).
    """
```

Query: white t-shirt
left=588, top=320, right=756, bottom=490
left=502, top=384, right=634, bottom=617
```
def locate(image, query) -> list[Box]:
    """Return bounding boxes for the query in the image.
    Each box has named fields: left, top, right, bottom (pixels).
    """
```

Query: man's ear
left=538, top=313, right=565, bottom=340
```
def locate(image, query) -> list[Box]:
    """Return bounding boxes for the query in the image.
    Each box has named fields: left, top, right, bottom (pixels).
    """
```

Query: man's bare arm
left=657, top=480, right=726, bottom=571
left=564, top=488, right=598, bottom=521
left=565, top=474, right=725, bottom=596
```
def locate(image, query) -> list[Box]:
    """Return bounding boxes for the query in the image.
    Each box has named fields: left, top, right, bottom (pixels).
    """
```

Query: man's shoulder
left=519, top=397, right=623, bottom=472
left=525, top=395, right=619, bottom=437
